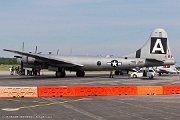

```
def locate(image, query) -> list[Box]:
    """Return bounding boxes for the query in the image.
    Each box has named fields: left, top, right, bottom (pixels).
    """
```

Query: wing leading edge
left=3, top=49, right=84, bottom=67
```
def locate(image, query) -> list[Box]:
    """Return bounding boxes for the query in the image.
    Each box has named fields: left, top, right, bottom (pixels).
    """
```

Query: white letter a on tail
left=152, top=39, right=165, bottom=53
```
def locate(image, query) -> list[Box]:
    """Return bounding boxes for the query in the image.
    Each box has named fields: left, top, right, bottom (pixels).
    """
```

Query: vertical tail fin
left=124, top=28, right=173, bottom=61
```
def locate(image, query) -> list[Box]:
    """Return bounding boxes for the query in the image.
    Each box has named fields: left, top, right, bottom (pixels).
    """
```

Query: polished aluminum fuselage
left=39, top=55, right=174, bottom=71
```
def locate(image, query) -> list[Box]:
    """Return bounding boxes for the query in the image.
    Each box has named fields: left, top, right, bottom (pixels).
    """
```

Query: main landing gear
left=55, top=68, right=85, bottom=78
left=55, top=68, right=66, bottom=78
left=114, top=70, right=124, bottom=75
left=56, top=71, right=66, bottom=78
left=76, top=71, right=85, bottom=77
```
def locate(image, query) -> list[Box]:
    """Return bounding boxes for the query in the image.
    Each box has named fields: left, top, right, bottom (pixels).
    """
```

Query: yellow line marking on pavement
left=2, top=98, right=87, bottom=112
left=5, top=99, right=21, bottom=102
left=5, top=99, right=49, bottom=104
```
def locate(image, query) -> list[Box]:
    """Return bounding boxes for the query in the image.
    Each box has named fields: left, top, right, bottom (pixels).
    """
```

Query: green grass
left=0, top=64, right=50, bottom=72
left=0, top=64, right=17, bottom=71
left=176, top=67, right=180, bottom=71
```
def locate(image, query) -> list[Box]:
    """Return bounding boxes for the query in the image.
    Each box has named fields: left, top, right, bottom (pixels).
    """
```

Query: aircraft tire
left=56, top=71, right=66, bottom=78
left=159, top=73, right=162, bottom=76
left=149, top=75, right=153, bottom=79
left=114, top=70, right=119, bottom=75
left=120, top=71, right=124, bottom=75
left=76, top=71, right=85, bottom=77
left=133, top=74, right=137, bottom=78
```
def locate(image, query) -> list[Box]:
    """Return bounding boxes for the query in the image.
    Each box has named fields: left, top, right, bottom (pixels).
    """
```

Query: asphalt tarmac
left=0, top=71, right=180, bottom=86
left=0, top=71, right=180, bottom=120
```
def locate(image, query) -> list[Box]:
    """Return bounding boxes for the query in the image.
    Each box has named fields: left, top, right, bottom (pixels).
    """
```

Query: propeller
left=57, top=49, right=59, bottom=55
left=35, top=46, right=42, bottom=54
left=22, top=42, right=24, bottom=52
left=35, top=46, right=37, bottom=54
left=20, top=42, right=25, bottom=75
left=70, top=49, right=72, bottom=55
left=15, top=43, right=41, bottom=76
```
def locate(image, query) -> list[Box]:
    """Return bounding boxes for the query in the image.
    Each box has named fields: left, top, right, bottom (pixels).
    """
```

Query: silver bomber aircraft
left=4, top=28, right=175, bottom=78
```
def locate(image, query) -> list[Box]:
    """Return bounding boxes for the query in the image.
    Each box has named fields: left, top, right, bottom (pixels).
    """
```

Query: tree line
left=0, top=58, right=16, bottom=65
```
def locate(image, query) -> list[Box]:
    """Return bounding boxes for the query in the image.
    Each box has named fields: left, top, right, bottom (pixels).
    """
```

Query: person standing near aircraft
left=10, top=66, right=14, bottom=75
left=109, top=71, right=113, bottom=78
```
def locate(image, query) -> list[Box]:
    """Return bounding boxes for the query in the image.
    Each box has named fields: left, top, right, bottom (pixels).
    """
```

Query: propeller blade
left=57, top=49, right=59, bottom=55
left=22, top=42, right=24, bottom=52
left=35, top=46, right=37, bottom=53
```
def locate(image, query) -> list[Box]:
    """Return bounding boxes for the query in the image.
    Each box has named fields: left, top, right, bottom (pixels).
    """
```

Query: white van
left=131, top=69, right=156, bottom=78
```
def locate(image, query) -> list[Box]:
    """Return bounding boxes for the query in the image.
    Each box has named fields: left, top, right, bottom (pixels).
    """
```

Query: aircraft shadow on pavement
left=1, top=74, right=133, bottom=80
left=1, top=74, right=175, bottom=81
left=0, top=74, right=110, bottom=80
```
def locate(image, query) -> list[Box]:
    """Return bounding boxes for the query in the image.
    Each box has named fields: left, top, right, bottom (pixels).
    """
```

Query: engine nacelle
left=48, top=66, right=58, bottom=71
left=16, top=58, right=22, bottom=64
left=22, top=56, right=35, bottom=64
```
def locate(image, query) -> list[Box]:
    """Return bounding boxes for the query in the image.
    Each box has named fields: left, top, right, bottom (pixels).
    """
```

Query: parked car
left=131, top=69, right=156, bottom=78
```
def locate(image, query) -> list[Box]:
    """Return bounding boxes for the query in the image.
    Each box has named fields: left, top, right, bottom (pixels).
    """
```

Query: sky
left=0, top=0, right=180, bottom=66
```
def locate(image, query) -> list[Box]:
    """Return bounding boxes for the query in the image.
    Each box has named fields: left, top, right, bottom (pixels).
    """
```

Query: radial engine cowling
left=16, top=58, right=22, bottom=64
left=22, top=56, right=35, bottom=64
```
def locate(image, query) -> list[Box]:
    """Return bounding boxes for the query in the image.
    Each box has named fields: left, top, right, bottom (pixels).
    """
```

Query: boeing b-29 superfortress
left=4, top=28, right=175, bottom=78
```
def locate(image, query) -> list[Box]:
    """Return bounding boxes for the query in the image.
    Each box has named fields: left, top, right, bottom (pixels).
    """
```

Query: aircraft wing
left=3, top=49, right=84, bottom=67
left=158, top=68, right=177, bottom=73
left=158, top=68, right=168, bottom=72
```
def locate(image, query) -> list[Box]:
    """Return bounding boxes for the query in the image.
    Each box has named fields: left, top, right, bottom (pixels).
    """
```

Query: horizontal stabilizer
left=146, top=58, right=164, bottom=63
